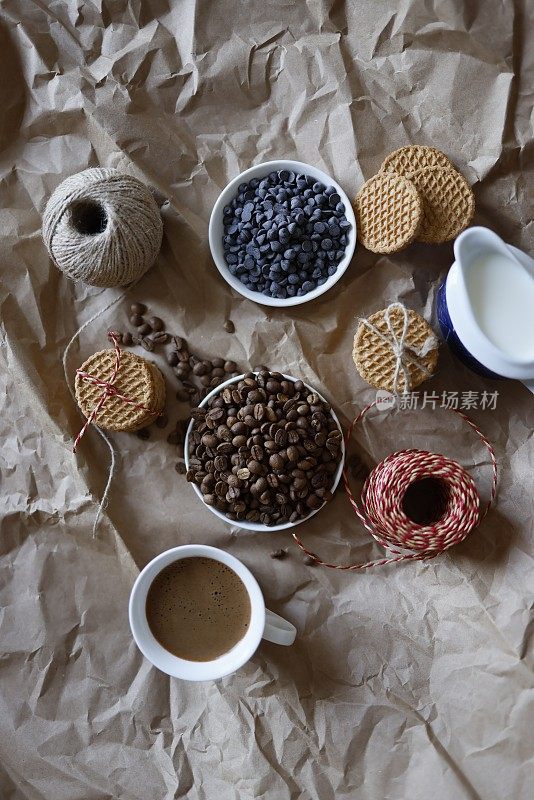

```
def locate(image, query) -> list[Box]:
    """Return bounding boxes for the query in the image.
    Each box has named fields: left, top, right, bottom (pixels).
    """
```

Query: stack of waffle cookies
left=75, top=348, right=165, bottom=432
left=354, top=146, right=475, bottom=254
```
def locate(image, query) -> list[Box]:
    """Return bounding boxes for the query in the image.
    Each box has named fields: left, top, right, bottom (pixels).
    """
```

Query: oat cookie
left=75, top=348, right=165, bottom=431
left=354, top=172, right=422, bottom=254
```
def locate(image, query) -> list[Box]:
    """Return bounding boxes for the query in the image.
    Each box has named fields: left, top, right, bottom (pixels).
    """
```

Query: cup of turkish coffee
left=129, top=544, right=296, bottom=681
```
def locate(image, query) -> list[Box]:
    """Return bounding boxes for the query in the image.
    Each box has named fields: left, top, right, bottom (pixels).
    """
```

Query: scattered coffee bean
left=131, top=302, right=147, bottom=315
left=130, top=314, right=144, bottom=327
left=152, top=331, right=170, bottom=345
left=138, top=322, right=152, bottom=336
left=122, top=331, right=133, bottom=346
left=149, top=316, right=164, bottom=332
left=156, top=413, right=169, bottom=429
left=141, top=337, right=154, bottom=352
left=175, top=461, right=187, bottom=474
left=270, top=548, right=287, bottom=559
left=224, top=320, right=235, bottom=333
left=136, top=428, right=150, bottom=440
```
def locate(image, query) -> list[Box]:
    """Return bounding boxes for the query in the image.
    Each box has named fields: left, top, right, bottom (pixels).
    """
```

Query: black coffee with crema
left=146, top=557, right=251, bottom=661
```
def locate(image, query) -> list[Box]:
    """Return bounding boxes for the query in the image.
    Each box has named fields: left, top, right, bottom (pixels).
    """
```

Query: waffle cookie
left=353, top=304, right=439, bottom=394
left=380, top=145, right=452, bottom=176
left=406, top=166, right=475, bottom=244
left=354, top=172, right=422, bottom=254
left=75, top=348, right=165, bottom=432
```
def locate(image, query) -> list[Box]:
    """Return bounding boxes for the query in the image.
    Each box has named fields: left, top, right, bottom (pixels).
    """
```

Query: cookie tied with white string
left=352, top=303, right=439, bottom=394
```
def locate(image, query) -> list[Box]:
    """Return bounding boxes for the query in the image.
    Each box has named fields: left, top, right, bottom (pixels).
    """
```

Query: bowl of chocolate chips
left=209, top=160, right=356, bottom=307
left=184, top=370, right=345, bottom=532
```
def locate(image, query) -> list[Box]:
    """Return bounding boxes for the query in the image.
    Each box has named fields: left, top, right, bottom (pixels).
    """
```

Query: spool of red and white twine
left=292, top=402, right=498, bottom=570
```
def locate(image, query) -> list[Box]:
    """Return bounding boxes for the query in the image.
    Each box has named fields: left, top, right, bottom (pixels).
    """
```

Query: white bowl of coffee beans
left=184, top=370, right=345, bottom=532
left=209, top=160, right=357, bottom=307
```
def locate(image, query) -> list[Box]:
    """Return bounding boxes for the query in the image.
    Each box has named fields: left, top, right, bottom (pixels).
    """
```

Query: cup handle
left=263, top=609, right=296, bottom=646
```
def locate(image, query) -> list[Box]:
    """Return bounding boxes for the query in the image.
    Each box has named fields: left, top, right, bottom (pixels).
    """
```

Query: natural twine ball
left=42, top=168, right=163, bottom=288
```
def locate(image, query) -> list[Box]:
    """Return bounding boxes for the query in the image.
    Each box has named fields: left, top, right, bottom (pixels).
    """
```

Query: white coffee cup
left=129, top=544, right=297, bottom=681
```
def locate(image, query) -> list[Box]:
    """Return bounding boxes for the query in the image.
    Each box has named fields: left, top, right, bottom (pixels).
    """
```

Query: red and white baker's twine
left=292, top=402, right=498, bottom=570
left=73, top=330, right=159, bottom=451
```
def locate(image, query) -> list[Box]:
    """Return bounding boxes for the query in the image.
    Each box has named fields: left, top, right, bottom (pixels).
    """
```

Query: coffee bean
left=270, top=548, right=287, bottom=559
left=193, top=362, right=209, bottom=376
left=141, top=337, right=154, bottom=351
left=173, top=336, right=184, bottom=350
left=269, top=453, right=285, bottom=470
left=156, top=413, right=169, bottom=429
left=224, top=320, right=235, bottom=333
left=131, top=302, right=147, bottom=315
left=152, top=331, right=170, bottom=345
left=149, top=316, right=164, bottom=332
left=212, top=357, right=225, bottom=368
left=274, top=428, right=288, bottom=446
left=175, top=461, right=187, bottom=474
left=139, top=322, right=153, bottom=336
left=122, top=331, right=133, bottom=346
left=237, top=467, right=250, bottom=480
left=136, top=428, right=150, bottom=440
left=224, top=360, right=237, bottom=373
left=130, top=314, right=144, bottom=327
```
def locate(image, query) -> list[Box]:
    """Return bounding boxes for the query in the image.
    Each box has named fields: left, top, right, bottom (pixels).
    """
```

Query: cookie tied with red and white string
left=75, top=347, right=165, bottom=432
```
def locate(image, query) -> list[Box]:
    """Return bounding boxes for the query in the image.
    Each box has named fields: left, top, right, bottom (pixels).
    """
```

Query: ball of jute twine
left=42, top=168, right=163, bottom=288
left=293, top=402, right=498, bottom=570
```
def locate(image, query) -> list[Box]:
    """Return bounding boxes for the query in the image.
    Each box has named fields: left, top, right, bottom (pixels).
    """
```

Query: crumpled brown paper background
left=1, top=1, right=533, bottom=798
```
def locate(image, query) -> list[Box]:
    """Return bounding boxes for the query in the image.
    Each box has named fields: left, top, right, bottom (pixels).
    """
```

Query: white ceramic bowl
left=184, top=373, right=345, bottom=532
left=208, top=159, right=357, bottom=307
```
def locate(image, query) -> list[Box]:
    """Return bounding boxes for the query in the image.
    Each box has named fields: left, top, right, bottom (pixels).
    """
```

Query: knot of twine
left=292, top=403, right=498, bottom=571
left=359, top=302, right=437, bottom=394
left=73, top=331, right=158, bottom=451
left=42, top=168, right=163, bottom=288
